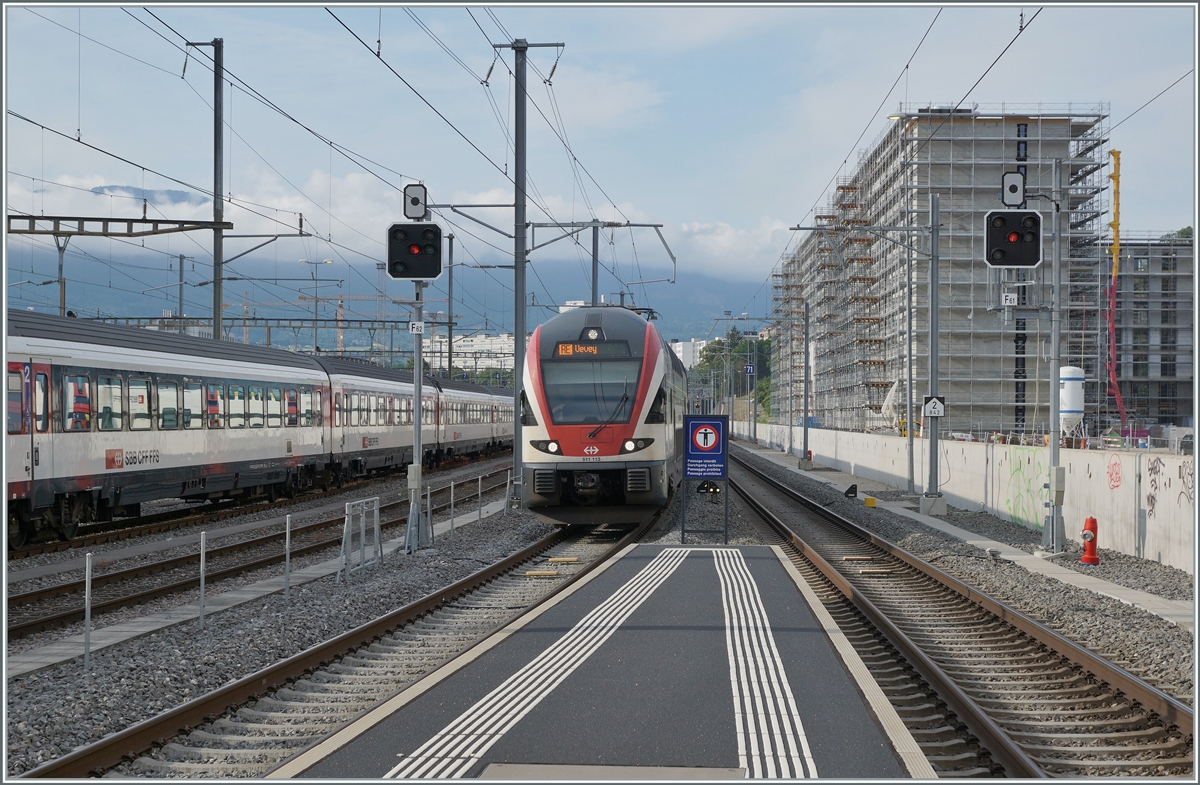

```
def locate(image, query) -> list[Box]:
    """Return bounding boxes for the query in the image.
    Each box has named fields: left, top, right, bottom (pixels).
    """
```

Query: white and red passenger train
left=519, top=305, right=687, bottom=525
left=5, top=311, right=512, bottom=547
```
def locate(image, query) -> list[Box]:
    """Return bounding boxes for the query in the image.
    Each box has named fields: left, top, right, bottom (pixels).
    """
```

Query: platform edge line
left=769, top=544, right=936, bottom=780
left=265, top=542, right=640, bottom=779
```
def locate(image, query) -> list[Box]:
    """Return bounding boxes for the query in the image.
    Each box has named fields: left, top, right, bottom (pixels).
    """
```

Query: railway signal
left=387, top=222, right=443, bottom=280
left=984, top=210, right=1041, bottom=268
left=403, top=183, right=428, bottom=220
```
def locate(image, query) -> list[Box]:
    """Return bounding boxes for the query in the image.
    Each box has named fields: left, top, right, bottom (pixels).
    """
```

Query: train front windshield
left=541, top=359, right=641, bottom=424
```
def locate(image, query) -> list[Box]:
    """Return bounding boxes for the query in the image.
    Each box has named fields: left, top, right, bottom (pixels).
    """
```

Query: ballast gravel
left=5, top=506, right=553, bottom=778
left=731, top=442, right=1194, bottom=705
left=5, top=446, right=1194, bottom=777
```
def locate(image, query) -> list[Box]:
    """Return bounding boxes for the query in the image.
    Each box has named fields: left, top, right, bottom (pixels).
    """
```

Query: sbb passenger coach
left=520, top=305, right=686, bottom=525
left=5, top=311, right=512, bottom=547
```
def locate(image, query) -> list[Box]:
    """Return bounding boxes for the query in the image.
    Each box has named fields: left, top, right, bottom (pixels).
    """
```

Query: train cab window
left=7, top=371, right=23, bottom=434
left=227, top=386, right=246, bottom=429
left=206, top=384, right=225, bottom=429
left=35, top=373, right=49, bottom=433
left=157, top=381, right=179, bottom=429
left=266, top=388, right=282, bottom=427
left=97, top=377, right=124, bottom=431
left=285, top=389, right=298, bottom=426
left=301, top=390, right=313, bottom=427
left=182, top=382, right=203, bottom=429
left=248, top=387, right=265, bottom=428
left=63, top=375, right=92, bottom=431
left=645, top=389, right=667, bottom=424
left=129, top=379, right=152, bottom=431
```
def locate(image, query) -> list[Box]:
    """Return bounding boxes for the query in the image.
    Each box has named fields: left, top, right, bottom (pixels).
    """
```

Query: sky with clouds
left=4, top=4, right=1196, bottom=328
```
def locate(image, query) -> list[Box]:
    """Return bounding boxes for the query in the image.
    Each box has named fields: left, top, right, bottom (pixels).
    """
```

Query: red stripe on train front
left=542, top=322, right=659, bottom=457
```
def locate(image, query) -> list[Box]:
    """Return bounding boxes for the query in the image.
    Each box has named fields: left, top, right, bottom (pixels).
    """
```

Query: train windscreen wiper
left=588, top=378, right=629, bottom=439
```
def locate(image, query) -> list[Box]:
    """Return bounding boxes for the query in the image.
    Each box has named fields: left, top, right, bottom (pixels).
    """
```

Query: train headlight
left=531, top=440, right=561, bottom=455
left=548, top=441, right=559, bottom=453
left=619, top=437, right=654, bottom=454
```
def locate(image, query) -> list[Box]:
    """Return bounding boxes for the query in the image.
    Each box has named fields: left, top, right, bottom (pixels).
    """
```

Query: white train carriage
left=435, top=378, right=510, bottom=460
left=318, top=357, right=433, bottom=478
left=484, top=385, right=516, bottom=453
left=6, top=311, right=328, bottom=545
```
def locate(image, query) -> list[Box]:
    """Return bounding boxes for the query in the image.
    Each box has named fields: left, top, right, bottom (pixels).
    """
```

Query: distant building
left=773, top=103, right=1111, bottom=435
left=1107, top=233, right=1194, bottom=428
left=671, top=338, right=708, bottom=369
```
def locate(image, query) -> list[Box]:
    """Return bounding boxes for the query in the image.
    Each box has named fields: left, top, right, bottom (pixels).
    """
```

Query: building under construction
left=772, top=103, right=1111, bottom=437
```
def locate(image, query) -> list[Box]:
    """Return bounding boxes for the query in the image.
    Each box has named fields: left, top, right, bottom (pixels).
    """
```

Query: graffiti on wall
left=1179, top=460, right=1194, bottom=509
left=1106, top=454, right=1123, bottom=489
left=1145, top=456, right=1165, bottom=519
left=1004, top=446, right=1047, bottom=529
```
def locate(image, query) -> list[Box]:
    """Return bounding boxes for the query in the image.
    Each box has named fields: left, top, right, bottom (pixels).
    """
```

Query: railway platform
left=270, top=543, right=933, bottom=779
left=733, top=439, right=1194, bottom=631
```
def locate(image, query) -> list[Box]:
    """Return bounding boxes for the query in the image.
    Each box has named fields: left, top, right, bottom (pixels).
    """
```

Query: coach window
left=285, top=389, right=298, bottom=426
left=228, top=386, right=246, bottom=429
left=96, top=376, right=123, bottom=431
left=35, top=373, right=49, bottom=433
left=129, top=379, right=152, bottom=431
left=267, top=388, right=282, bottom=427
left=63, top=374, right=92, bottom=431
left=206, top=384, right=225, bottom=429
left=314, top=390, right=323, bottom=426
left=301, top=390, right=312, bottom=427
left=368, top=394, right=377, bottom=426
left=248, top=387, right=264, bottom=428
left=333, top=392, right=342, bottom=427
left=7, top=371, right=23, bottom=434
left=182, top=382, right=203, bottom=429
left=348, top=392, right=359, bottom=427
left=157, top=381, right=178, bottom=429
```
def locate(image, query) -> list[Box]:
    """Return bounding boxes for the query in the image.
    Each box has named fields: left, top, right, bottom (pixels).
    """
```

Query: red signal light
left=1007, top=231, right=1020, bottom=243
left=408, top=243, right=421, bottom=255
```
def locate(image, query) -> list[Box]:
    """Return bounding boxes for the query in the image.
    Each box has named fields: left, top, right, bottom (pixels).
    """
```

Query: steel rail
left=7, top=474, right=512, bottom=638
left=731, top=452, right=1192, bottom=739
left=16, top=514, right=656, bottom=779
left=728, top=469, right=1046, bottom=778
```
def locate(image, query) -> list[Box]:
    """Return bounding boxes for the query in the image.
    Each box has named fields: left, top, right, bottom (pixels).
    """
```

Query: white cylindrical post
left=84, top=552, right=93, bottom=670
left=426, top=484, right=433, bottom=544
left=450, top=481, right=455, bottom=533
left=504, top=469, right=511, bottom=517
left=359, top=503, right=366, bottom=567
left=199, top=531, right=207, bottom=630
left=284, top=514, right=291, bottom=604
left=479, top=475, right=484, bottom=522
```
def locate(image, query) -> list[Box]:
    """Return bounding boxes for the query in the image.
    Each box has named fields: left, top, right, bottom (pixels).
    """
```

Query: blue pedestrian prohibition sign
left=685, top=415, right=727, bottom=479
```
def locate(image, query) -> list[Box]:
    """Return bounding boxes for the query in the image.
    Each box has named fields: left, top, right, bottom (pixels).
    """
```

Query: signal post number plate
left=409, top=321, right=426, bottom=335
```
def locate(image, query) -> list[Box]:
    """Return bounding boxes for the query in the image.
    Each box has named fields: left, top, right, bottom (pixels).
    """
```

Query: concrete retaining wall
left=735, top=422, right=1195, bottom=575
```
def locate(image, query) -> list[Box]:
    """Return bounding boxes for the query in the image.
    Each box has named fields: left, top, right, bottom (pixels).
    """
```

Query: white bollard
left=478, top=475, right=483, bottom=522
left=84, top=552, right=93, bottom=670
left=450, top=481, right=455, bottom=534
left=427, top=484, right=433, bottom=545
left=198, top=531, right=207, bottom=630
left=284, top=514, right=291, bottom=604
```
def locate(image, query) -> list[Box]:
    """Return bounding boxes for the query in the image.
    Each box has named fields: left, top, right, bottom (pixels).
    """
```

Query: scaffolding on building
left=772, top=103, right=1110, bottom=437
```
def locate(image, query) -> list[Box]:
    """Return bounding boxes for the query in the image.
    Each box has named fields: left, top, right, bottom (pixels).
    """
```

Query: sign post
left=682, top=415, right=729, bottom=544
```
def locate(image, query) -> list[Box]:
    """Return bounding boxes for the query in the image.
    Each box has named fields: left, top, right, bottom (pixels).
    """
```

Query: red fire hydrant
left=806, top=450, right=813, bottom=462
left=1080, top=517, right=1100, bottom=565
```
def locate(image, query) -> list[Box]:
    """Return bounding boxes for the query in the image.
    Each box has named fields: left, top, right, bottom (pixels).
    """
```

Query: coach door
left=28, top=359, right=54, bottom=508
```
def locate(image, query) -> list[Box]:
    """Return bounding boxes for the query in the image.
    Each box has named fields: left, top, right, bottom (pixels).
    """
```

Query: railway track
left=7, top=468, right=513, bottom=639
left=15, top=517, right=655, bottom=779
left=730, top=451, right=1193, bottom=778
left=8, top=451, right=511, bottom=559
